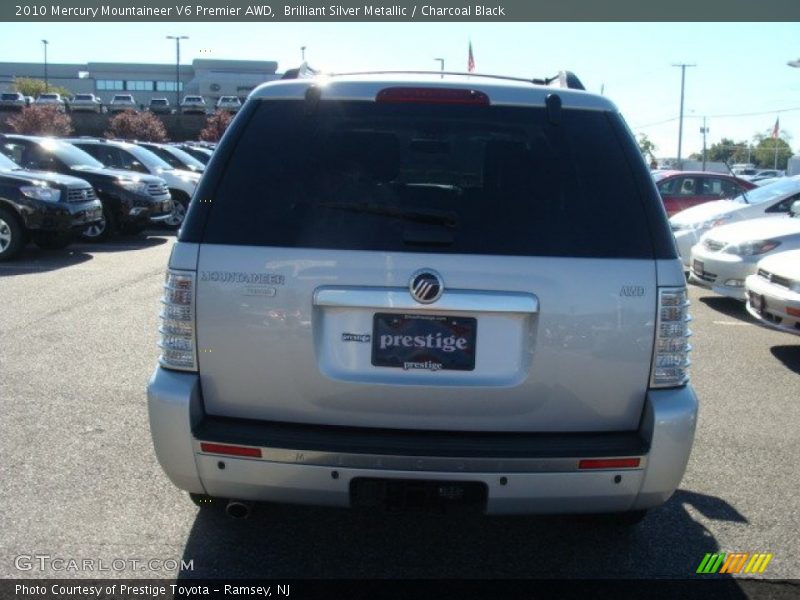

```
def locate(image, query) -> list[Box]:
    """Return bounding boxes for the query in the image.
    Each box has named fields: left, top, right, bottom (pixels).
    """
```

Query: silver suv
left=148, top=72, right=697, bottom=522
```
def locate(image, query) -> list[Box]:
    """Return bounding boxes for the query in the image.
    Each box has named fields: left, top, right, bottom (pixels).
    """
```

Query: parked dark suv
left=0, top=135, right=173, bottom=240
left=149, top=72, right=697, bottom=523
left=0, top=152, right=102, bottom=260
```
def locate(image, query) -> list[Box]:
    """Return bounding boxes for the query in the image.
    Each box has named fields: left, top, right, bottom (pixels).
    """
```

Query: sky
left=1, top=22, right=799, bottom=159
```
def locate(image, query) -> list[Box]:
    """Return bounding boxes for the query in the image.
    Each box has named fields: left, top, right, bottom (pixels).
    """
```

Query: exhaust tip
left=225, top=500, right=252, bottom=519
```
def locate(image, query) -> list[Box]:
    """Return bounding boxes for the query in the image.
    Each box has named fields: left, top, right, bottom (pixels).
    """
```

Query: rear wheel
left=0, top=206, right=25, bottom=261
left=593, top=509, right=648, bottom=526
left=163, top=191, right=189, bottom=229
left=33, top=231, right=73, bottom=250
left=82, top=203, right=115, bottom=242
left=189, top=493, right=219, bottom=509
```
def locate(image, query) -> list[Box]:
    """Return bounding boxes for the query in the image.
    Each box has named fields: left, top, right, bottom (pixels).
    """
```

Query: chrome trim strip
left=194, top=442, right=646, bottom=473
left=313, top=286, right=539, bottom=314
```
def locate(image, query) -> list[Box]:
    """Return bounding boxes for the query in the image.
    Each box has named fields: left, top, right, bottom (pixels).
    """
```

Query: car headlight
left=697, top=215, right=732, bottom=230
left=20, top=185, right=61, bottom=202
left=726, top=239, right=781, bottom=256
left=117, top=179, right=149, bottom=195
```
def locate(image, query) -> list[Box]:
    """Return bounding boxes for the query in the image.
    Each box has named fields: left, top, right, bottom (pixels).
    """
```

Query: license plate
left=371, top=313, right=477, bottom=371
left=693, top=259, right=704, bottom=276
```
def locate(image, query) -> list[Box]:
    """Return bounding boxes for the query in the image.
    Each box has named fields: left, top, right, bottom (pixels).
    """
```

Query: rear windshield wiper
left=318, top=201, right=458, bottom=228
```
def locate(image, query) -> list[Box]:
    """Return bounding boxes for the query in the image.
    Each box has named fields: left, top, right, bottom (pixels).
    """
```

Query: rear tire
left=163, top=191, right=189, bottom=229
left=189, top=493, right=218, bottom=509
left=0, top=206, right=25, bottom=262
left=82, top=203, right=115, bottom=242
left=33, top=231, right=73, bottom=250
left=593, top=509, right=648, bottom=526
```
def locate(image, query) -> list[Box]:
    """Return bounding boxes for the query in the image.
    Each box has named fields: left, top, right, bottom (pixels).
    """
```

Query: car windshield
left=39, top=139, right=105, bottom=168
left=161, top=146, right=205, bottom=170
left=0, top=153, right=21, bottom=170
left=1, top=93, right=20, bottom=100
left=39, top=94, right=58, bottom=100
left=733, top=177, right=800, bottom=205
left=151, top=99, right=167, bottom=105
left=126, top=145, right=174, bottom=171
left=74, top=95, right=93, bottom=100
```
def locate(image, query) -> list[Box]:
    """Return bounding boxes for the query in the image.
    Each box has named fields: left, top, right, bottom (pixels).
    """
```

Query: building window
left=125, top=80, right=155, bottom=91
left=96, top=80, right=124, bottom=91
left=155, top=81, right=183, bottom=92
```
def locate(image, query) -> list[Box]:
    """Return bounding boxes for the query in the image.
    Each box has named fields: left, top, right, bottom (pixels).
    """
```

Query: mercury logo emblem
left=409, top=270, right=444, bottom=304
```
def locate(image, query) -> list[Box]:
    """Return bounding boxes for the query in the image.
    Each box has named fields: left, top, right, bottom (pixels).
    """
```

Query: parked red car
left=652, top=171, right=757, bottom=216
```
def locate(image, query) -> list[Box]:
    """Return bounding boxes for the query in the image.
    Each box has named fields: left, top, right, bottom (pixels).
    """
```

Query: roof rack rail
left=320, top=70, right=586, bottom=91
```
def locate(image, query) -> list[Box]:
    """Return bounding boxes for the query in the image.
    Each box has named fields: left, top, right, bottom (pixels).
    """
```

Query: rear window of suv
left=200, top=99, right=654, bottom=258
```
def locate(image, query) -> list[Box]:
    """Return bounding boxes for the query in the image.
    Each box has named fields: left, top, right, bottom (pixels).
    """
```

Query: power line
left=634, top=106, right=800, bottom=129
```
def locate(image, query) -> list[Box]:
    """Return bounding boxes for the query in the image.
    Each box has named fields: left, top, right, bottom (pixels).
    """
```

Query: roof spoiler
left=531, top=71, right=585, bottom=91
left=281, top=62, right=319, bottom=80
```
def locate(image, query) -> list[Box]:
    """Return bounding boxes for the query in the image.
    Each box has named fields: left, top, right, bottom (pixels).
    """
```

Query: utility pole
left=41, top=40, right=49, bottom=92
left=434, top=58, right=444, bottom=78
left=700, top=117, right=709, bottom=171
left=301, top=46, right=306, bottom=62
left=672, top=63, right=696, bottom=170
left=166, top=35, right=188, bottom=108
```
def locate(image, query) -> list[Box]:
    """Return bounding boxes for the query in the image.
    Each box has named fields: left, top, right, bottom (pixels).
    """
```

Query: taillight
left=376, top=87, right=490, bottom=105
left=158, top=269, right=196, bottom=371
left=650, top=287, right=692, bottom=388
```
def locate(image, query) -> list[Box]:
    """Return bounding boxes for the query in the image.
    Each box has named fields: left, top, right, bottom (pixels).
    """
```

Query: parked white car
left=689, top=200, right=800, bottom=300
left=180, top=95, right=207, bottom=114
left=109, top=94, right=137, bottom=113
left=671, top=176, right=800, bottom=270
left=70, top=93, right=104, bottom=113
left=745, top=249, right=800, bottom=335
left=215, top=96, right=242, bottom=113
left=34, top=93, right=66, bottom=112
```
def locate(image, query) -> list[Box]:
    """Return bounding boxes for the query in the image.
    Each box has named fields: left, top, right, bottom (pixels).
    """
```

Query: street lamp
left=166, top=35, right=188, bottom=108
left=672, top=63, right=696, bottom=170
left=700, top=117, right=709, bottom=172
left=434, top=58, right=444, bottom=78
left=41, top=39, right=49, bottom=92
left=301, top=46, right=306, bottom=62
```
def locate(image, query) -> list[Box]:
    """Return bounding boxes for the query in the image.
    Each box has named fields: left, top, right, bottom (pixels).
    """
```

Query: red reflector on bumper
left=578, top=458, right=641, bottom=470
left=199, top=443, right=262, bottom=458
left=786, top=306, right=800, bottom=318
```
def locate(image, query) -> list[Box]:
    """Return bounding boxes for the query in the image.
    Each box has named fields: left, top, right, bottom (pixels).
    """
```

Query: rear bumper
left=147, top=368, right=698, bottom=514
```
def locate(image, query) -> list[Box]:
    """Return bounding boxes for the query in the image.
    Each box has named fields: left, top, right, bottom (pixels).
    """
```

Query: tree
left=199, top=111, right=232, bottom=142
left=637, top=134, right=657, bottom=162
left=106, top=110, right=167, bottom=142
left=751, top=133, right=792, bottom=170
left=12, top=77, right=71, bottom=99
left=6, top=105, right=73, bottom=136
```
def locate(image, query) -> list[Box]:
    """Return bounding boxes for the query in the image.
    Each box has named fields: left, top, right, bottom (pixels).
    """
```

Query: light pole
left=301, top=46, right=306, bottom=62
left=700, top=117, right=709, bottom=171
left=166, top=35, right=188, bottom=108
left=434, top=58, right=444, bottom=78
left=41, top=40, right=49, bottom=92
left=672, top=63, right=696, bottom=170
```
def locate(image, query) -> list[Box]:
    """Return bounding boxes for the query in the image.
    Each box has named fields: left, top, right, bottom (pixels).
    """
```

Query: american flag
left=468, top=41, right=475, bottom=73
left=771, top=117, right=780, bottom=139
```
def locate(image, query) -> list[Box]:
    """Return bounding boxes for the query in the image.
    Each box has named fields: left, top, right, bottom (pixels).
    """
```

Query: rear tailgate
left=196, top=247, right=655, bottom=432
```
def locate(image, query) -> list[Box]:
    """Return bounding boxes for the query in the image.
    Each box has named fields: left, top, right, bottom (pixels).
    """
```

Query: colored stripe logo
left=696, top=552, right=773, bottom=574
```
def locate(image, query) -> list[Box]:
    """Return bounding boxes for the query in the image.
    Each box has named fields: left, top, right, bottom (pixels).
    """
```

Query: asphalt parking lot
left=0, top=233, right=798, bottom=581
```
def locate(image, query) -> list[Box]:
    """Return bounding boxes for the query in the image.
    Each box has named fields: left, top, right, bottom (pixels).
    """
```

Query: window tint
left=201, top=100, right=654, bottom=258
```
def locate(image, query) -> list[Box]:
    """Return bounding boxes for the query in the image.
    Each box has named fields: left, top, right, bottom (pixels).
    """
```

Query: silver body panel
left=194, top=246, right=657, bottom=432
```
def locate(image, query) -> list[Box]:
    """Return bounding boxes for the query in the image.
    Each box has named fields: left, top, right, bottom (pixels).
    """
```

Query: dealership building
left=0, top=59, right=281, bottom=106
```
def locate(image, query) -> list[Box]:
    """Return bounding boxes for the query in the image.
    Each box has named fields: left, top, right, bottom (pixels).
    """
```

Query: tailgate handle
left=313, top=287, right=538, bottom=314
